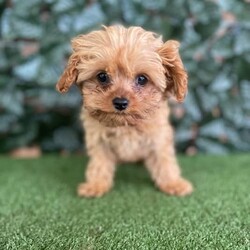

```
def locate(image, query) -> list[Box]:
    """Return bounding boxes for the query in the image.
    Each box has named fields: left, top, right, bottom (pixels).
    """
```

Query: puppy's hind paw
left=158, top=178, right=193, bottom=197
left=77, top=182, right=112, bottom=198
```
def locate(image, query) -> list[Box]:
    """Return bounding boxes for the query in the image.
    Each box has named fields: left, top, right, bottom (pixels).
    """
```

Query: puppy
left=56, top=25, right=193, bottom=197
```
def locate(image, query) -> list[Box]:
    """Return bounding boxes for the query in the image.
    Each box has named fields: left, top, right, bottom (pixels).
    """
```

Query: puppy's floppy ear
left=56, top=53, right=79, bottom=93
left=158, top=40, right=188, bottom=102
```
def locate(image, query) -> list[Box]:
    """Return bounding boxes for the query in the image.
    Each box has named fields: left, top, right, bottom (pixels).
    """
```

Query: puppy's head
left=57, top=26, right=187, bottom=126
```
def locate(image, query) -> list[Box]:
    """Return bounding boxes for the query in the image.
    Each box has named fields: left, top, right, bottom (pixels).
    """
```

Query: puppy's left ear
left=158, top=40, right=187, bottom=102
left=56, top=53, right=79, bottom=93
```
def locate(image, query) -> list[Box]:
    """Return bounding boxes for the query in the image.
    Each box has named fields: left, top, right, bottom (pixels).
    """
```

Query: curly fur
left=57, top=25, right=193, bottom=197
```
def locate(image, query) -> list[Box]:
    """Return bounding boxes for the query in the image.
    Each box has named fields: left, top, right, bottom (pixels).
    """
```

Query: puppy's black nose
left=112, top=97, right=129, bottom=111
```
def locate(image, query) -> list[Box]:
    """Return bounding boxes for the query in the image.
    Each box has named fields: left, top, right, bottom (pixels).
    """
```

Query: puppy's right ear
left=56, top=53, right=79, bottom=93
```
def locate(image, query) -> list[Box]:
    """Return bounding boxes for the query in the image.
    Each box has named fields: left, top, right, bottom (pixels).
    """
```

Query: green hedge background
left=0, top=0, right=250, bottom=154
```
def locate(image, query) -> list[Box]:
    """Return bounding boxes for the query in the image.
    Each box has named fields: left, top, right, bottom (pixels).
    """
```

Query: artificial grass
left=0, top=155, right=249, bottom=250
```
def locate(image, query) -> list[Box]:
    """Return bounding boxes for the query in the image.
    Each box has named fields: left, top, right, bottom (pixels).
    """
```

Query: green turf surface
left=0, top=155, right=249, bottom=249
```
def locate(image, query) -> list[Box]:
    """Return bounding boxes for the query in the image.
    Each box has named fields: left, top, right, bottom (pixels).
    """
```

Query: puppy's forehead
left=73, top=26, right=163, bottom=64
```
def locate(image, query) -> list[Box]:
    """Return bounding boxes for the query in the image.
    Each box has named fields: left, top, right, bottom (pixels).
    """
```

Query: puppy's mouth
left=88, top=109, right=144, bottom=127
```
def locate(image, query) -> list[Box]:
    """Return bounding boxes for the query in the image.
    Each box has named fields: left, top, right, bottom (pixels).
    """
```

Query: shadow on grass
left=116, top=162, right=153, bottom=188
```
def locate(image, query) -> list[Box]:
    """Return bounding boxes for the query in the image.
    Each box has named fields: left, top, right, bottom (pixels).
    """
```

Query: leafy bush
left=0, top=0, right=250, bottom=154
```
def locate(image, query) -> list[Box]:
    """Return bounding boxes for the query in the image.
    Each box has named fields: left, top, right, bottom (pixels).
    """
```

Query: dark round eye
left=136, top=75, right=148, bottom=86
left=96, top=72, right=110, bottom=84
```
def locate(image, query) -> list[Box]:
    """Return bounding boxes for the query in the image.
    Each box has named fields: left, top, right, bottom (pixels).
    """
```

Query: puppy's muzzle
left=112, top=97, right=129, bottom=111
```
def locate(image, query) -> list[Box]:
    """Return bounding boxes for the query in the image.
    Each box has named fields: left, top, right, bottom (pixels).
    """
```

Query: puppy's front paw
left=158, top=178, right=193, bottom=196
left=77, top=182, right=112, bottom=198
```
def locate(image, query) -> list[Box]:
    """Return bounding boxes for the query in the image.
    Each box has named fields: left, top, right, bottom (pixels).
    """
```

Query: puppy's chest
left=102, top=127, right=153, bottom=162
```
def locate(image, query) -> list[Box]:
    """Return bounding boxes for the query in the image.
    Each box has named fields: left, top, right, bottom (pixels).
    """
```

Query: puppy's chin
left=88, top=109, right=144, bottom=127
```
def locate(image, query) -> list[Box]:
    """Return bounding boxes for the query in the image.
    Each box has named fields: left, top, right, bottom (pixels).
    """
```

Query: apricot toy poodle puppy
left=56, top=25, right=193, bottom=197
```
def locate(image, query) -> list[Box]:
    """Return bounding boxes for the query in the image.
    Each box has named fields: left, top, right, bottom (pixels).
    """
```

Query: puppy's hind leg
left=78, top=147, right=116, bottom=198
left=145, top=144, right=193, bottom=196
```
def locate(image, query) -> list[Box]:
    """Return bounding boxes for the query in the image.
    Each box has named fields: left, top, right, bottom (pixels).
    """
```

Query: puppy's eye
left=96, top=72, right=110, bottom=84
left=136, top=75, right=148, bottom=86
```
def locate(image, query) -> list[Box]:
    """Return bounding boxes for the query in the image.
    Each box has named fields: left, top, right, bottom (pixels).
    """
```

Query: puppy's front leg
left=145, top=144, right=193, bottom=196
left=78, top=147, right=116, bottom=198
